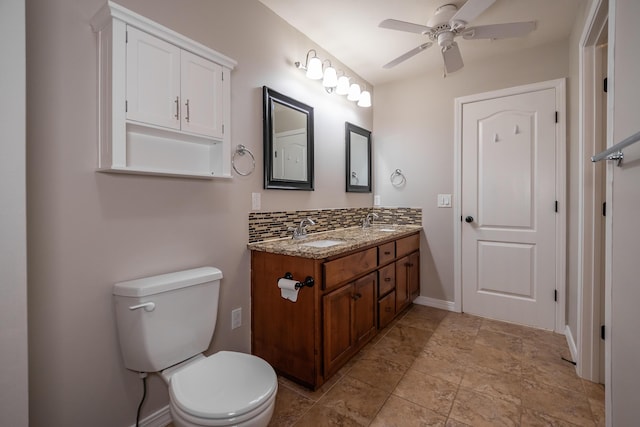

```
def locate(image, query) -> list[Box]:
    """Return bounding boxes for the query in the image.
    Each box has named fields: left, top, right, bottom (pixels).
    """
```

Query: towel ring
left=232, top=145, right=255, bottom=176
left=390, top=169, right=406, bottom=187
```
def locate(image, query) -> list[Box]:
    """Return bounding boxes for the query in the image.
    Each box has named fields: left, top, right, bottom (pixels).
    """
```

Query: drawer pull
left=385, top=307, right=393, bottom=312
left=352, top=293, right=362, bottom=301
left=384, top=251, right=391, bottom=255
left=384, top=277, right=391, bottom=282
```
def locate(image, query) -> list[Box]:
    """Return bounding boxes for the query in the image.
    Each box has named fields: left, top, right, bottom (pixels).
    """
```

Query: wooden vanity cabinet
left=250, top=231, right=420, bottom=390
left=323, top=272, right=376, bottom=377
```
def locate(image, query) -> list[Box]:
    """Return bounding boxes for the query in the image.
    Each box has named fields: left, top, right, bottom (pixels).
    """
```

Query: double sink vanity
left=248, top=223, right=421, bottom=390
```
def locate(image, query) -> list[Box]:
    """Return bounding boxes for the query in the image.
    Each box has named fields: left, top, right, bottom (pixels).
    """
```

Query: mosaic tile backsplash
left=248, top=207, right=422, bottom=243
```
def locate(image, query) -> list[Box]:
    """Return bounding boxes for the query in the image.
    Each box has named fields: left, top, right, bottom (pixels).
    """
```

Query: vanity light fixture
left=296, top=49, right=371, bottom=107
left=322, top=60, right=338, bottom=90
left=347, top=83, right=361, bottom=101
left=357, top=86, right=372, bottom=108
left=295, top=49, right=323, bottom=80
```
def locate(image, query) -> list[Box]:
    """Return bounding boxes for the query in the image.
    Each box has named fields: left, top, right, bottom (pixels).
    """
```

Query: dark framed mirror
left=263, top=86, right=314, bottom=190
left=346, top=122, right=372, bottom=193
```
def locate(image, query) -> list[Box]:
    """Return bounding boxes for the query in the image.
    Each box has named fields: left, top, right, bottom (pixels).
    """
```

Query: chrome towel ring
left=232, top=145, right=255, bottom=176
left=390, top=168, right=406, bottom=187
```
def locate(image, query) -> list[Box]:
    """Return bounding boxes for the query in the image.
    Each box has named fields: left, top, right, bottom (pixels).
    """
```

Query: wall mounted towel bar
left=591, top=130, right=640, bottom=166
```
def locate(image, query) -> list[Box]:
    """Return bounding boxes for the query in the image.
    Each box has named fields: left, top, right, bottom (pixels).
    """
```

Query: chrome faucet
left=362, top=212, right=379, bottom=229
left=289, top=217, right=316, bottom=239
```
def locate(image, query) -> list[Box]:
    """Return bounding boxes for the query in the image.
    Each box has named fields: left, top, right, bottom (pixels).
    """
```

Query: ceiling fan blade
left=379, top=19, right=432, bottom=34
left=383, top=42, right=433, bottom=69
left=462, top=21, right=537, bottom=40
left=442, top=42, right=464, bottom=74
left=450, top=0, right=496, bottom=25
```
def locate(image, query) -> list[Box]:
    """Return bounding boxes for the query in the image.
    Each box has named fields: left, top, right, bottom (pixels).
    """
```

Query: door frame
left=577, top=0, right=608, bottom=384
left=453, top=79, right=567, bottom=333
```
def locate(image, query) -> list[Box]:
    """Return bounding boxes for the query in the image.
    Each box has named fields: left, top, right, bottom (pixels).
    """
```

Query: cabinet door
left=323, top=283, right=354, bottom=376
left=353, top=272, right=377, bottom=347
left=126, top=26, right=181, bottom=130
left=408, top=251, right=420, bottom=300
left=395, top=255, right=409, bottom=312
left=180, top=50, right=223, bottom=138
left=378, top=290, right=396, bottom=329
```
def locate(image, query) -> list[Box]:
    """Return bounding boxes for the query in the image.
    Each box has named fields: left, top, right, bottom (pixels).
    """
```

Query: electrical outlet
left=251, top=193, right=261, bottom=210
left=374, top=195, right=381, bottom=206
left=231, top=308, right=242, bottom=329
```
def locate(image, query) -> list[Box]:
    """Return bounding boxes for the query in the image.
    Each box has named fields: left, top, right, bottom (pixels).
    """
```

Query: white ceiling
left=258, top=0, right=583, bottom=86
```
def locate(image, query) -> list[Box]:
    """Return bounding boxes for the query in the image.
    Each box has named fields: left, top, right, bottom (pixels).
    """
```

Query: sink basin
left=377, top=228, right=397, bottom=232
left=300, top=239, right=345, bottom=248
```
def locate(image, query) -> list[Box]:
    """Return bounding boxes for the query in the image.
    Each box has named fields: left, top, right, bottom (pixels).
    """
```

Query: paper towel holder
left=282, top=272, right=315, bottom=289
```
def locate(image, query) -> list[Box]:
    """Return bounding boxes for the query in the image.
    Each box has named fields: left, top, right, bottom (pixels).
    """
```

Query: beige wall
left=373, top=40, right=570, bottom=302
left=0, top=0, right=28, bottom=426
left=25, top=0, right=372, bottom=425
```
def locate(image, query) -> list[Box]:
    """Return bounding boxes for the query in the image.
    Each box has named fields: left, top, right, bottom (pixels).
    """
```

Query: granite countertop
left=247, top=225, right=422, bottom=259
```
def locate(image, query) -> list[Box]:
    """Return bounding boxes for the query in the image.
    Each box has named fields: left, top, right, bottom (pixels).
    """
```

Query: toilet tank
left=113, top=267, right=223, bottom=373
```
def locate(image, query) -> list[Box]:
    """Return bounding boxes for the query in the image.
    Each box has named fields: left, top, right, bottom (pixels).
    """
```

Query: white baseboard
left=413, top=296, right=457, bottom=312
left=129, top=405, right=172, bottom=427
left=565, top=324, right=579, bottom=369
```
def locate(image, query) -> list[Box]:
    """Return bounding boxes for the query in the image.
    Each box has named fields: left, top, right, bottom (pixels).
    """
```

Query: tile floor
left=267, top=304, right=605, bottom=426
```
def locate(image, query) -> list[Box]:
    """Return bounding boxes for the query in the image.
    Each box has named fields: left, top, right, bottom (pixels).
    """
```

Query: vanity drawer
left=378, top=263, right=395, bottom=296
left=378, top=291, right=396, bottom=329
left=323, top=247, right=377, bottom=290
left=396, top=233, right=420, bottom=258
left=378, top=242, right=395, bottom=265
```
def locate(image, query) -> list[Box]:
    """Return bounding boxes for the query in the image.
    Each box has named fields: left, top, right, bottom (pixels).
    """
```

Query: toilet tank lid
left=113, top=267, right=223, bottom=297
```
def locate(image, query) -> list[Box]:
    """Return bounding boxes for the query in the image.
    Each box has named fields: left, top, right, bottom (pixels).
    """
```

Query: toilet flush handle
left=128, top=302, right=156, bottom=312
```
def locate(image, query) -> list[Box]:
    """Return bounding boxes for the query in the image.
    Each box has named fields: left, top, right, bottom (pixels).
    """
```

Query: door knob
left=465, top=216, right=474, bottom=223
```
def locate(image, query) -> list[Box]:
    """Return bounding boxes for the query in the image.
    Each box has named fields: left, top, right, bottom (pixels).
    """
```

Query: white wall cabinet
left=91, top=1, right=236, bottom=178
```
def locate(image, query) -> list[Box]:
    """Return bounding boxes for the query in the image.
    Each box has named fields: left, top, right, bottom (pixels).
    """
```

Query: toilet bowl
left=112, top=267, right=278, bottom=427
left=165, top=352, right=277, bottom=427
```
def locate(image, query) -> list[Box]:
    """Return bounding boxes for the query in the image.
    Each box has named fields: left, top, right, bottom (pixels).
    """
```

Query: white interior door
left=461, top=87, right=558, bottom=330
left=273, top=129, right=307, bottom=181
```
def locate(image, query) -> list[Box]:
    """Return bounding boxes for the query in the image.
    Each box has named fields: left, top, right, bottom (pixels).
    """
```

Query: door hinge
left=460, top=215, right=463, bottom=222
left=554, top=289, right=558, bottom=302
left=604, top=77, right=608, bottom=93
left=222, top=71, right=224, bottom=81
left=555, top=200, right=558, bottom=213
left=125, top=100, right=128, bottom=112
left=602, top=202, right=606, bottom=217
left=555, top=111, right=559, bottom=123
left=125, top=30, right=128, bottom=43
left=601, top=324, right=606, bottom=340
left=222, top=124, right=225, bottom=134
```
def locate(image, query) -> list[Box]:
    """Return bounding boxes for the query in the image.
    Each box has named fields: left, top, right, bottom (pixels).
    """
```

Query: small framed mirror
left=346, top=122, right=372, bottom=192
left=263, top=86, right=314, bottom=190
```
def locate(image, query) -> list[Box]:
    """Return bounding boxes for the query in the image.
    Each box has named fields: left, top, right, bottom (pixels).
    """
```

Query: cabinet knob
left=384, top=277, right=391, bottom=282
left=352, top=293, right=362, bottom=301
left=385, top=307, right=392, bottom=312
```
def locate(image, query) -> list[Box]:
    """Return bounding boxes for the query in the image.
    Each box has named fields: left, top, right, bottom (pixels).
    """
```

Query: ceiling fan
left=379, top=0, right=536, bottom=74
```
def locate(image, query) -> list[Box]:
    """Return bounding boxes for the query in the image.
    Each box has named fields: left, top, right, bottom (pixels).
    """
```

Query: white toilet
left=113, top=267, right=277, bottom=427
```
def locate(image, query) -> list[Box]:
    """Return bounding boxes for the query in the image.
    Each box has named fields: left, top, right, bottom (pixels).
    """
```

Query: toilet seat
left=169, top=351, right=277, bottom=425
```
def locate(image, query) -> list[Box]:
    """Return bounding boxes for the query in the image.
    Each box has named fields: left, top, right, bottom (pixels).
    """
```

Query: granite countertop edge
left=247, top=225, right=422, bottom=259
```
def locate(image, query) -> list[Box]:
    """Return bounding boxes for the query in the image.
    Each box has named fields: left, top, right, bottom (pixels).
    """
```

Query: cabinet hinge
left=601, top=324, right=606, bottom=340
left=604, top=77, right=608, bottom=93
left=602, top=202, right=606, bottom=217
left=125, top=100, right=128, bottom=113
left=125, top=30, right=128, bottom=43
left=555, top=111, right=559, bottom=123
left=222, top=124, right=225, bottom=134
left=555, top=200, right=558, bottom=213
left=554, top=289, right=558, bottom=302
left=221, top=72, right=224, bottom=81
